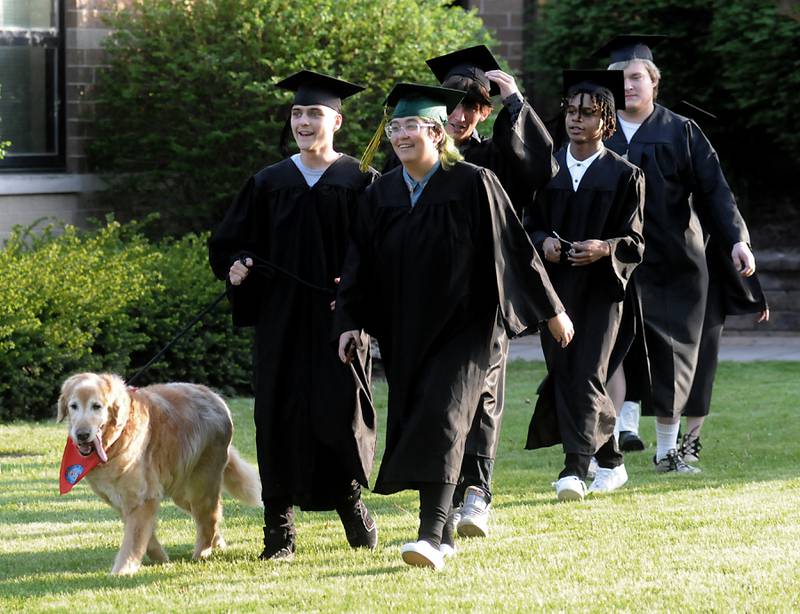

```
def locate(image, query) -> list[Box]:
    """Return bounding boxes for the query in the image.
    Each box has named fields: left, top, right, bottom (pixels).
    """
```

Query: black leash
left=125, top=290, right=228, bottom=386
left=244, top=253, right=335, bottom=297
left=125, top=255, right=335, bottom=386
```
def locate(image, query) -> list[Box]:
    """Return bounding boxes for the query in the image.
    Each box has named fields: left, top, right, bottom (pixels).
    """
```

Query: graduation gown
left=208, top=154, right=378, bottom=510
left=684, top=235, right=767, bottom=417
left=334, top=161, right=563, bottom=494
left=605, top=104, right=749, bottom=418
left=382, top=97, right=559, bottom=461
left=524, top=147, right=645, bottom=454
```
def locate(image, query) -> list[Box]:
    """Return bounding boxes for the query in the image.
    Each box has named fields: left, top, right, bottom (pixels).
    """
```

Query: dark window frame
left=0, top=0, right=66, bottom=171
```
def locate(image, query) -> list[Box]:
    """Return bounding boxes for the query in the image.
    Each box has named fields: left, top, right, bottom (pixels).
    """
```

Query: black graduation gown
left=208, top=154, right=378, bottom=510
left=684, top=235, right=767, bottom=417
left=524, top=148, right=645, bottom=454
left=382, top=98, right=559, bottom=461
left=334, top=161, right=563, bottom=494
left=605, top=104, right=749, bottom=418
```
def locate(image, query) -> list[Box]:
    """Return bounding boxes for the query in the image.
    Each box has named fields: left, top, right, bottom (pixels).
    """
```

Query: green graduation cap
left=360, top=83, right=464, bottom=171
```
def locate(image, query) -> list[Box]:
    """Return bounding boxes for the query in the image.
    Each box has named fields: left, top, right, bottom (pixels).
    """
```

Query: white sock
left=655, top=421, right=681, bottom=461
left=619, top=401, right=640, bottom=434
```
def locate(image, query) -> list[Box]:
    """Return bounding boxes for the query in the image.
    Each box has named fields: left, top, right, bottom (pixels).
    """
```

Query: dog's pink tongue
left=94, top=434, right=108, bottom=463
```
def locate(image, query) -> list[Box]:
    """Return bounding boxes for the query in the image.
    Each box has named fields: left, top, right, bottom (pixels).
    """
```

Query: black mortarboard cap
left=673, top=100, right=717, bottom=123
left=275, top=70, right=364, bottom=112
left=593, top=34, right=667, bottom=63
left=563, top=69, right=626, bottom=111
left=426, top=45, right=502, bottom=97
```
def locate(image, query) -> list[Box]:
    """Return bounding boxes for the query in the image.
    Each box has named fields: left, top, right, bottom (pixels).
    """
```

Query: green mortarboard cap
left=385, top=82, right=465, bottom=123
left=276, top=70, right=364, bottom=112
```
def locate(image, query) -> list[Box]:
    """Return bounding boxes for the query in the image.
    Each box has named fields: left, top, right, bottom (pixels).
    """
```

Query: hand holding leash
left=229, top=257, right=253, bottom=286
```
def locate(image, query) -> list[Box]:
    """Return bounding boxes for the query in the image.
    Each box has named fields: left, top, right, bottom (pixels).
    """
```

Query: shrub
left=0, top=220, right=253, bottom=421
left=88, top=0, right=493, bottom=234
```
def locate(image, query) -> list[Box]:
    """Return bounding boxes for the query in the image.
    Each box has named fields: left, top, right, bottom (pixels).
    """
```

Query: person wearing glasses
left=335, top=83, right=573, bottom=570
left=209, top=71, right=379, bottom=562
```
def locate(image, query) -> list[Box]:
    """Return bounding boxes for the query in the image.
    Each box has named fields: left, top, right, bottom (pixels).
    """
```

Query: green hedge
left=87, top=0, right=493, bottom=234
left=0, top=219, right=253, bottom=421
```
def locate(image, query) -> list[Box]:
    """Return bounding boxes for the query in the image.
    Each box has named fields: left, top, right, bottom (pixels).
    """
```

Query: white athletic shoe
left=457, top=486, right=490, bottom=538
left=588, top=464, right=629, bottom=494
left=439, top=543, right=456, bottom=558
left=554, top=476, right=586, bottom=501
left=401, top=540, right=445, bottom=570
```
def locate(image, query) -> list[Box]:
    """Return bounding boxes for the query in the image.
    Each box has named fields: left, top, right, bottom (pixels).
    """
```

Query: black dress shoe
left=336, top=498, right=378, bottom=549
left=259, top=527, right=296, bottom=561
left=619, top=430, right=645, bottom=452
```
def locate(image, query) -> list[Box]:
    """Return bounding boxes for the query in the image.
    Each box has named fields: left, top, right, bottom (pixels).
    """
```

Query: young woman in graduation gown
left=335, top=83, right=573, bottom=570
left=208, top=71, right=379, bottom=561
left=524, top=71, right=645, bottom=500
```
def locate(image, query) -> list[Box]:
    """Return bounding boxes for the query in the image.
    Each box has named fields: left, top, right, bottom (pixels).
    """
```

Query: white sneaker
left=439, top=543, right=456, bottom=558
left=554, top=476, right=586, bottom=501
left=587, top=457, right=599, bottom=480
left=588, top=464, right=628, bottom=494
left=457, top=486, right=490, bottom=538
left=401, top=540, right=444, bottom=570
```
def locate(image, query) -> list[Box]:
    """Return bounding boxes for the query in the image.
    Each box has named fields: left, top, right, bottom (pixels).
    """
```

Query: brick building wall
left=64, top=0, right=124, bottom=173
left=467, top=0, right=527, bottom=72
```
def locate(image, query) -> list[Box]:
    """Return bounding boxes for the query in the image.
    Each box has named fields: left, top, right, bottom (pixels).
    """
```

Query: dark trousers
left=457, top=311, right=508, bottom=504
left=559, top=436, right=623, bottom=480
left=454, top=455, right=494, bottom=505
left=264, top=480, right=362, bottom=532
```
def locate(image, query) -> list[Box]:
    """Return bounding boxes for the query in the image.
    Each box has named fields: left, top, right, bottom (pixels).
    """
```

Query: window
left=0, top=0, right=64, bottom=170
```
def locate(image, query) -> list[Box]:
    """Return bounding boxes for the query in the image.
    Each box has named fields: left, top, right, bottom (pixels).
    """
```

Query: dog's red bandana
left=59, top=437, right=101, bottom=494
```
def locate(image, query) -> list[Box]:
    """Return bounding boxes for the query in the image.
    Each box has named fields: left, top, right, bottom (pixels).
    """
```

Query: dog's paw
left=111, top=560, right=141, bottom=575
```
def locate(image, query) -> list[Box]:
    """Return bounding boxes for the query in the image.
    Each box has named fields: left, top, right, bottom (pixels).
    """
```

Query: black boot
left=259, top=527, right=296, bottom=562
left=336, top=487, right=377, bottom=549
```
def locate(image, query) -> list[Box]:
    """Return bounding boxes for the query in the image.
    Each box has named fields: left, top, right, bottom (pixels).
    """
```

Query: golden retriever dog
left=57, top=372, right=262, bottom=575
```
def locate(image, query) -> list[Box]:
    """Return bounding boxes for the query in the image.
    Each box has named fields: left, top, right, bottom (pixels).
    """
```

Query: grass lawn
left=1, top=360, right=799, bottom=612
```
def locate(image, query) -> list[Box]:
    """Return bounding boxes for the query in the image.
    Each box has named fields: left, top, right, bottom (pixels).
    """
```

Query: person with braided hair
left=524, top=70, right=645, bottom=500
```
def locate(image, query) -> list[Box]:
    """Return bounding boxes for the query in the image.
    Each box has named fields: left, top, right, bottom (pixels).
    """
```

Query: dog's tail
left=223, top=446, right=263, bottom=508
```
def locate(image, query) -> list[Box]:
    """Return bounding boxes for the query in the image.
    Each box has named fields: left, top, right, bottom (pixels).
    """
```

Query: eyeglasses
left=384, top=121, right=436, bottom=138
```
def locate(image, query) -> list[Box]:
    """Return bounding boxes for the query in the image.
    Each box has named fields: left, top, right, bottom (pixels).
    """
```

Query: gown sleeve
left=686, top=120, right=749, bottom=249
left=480, top=168, right=564, bottom=336
left=208, top=176, right=264, bottom=327
left=605, top=166, right=646, bottom=301
left=491, top=97, right=559, bottom=195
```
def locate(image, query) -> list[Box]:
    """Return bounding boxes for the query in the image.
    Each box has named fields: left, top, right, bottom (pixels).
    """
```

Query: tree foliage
left=528, top=0, right=799, bottom=147
left=88, top=0, right=492, bottom=234
left=526, top=0, right=800, bottom=222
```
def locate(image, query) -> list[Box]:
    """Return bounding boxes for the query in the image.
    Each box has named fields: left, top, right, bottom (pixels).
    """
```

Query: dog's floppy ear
left=101, top=373, right=130, bottom=419
left=57, top=373, right=84, bottom=422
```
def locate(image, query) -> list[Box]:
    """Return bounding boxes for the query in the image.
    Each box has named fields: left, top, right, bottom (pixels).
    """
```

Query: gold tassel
left=360, top=106, right=388, bottom=172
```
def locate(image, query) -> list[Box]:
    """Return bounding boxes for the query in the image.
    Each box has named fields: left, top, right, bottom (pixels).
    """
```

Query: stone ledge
left=754, top=248, right=800, bottom=271
left=0, top=174, right=106, bottom=196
